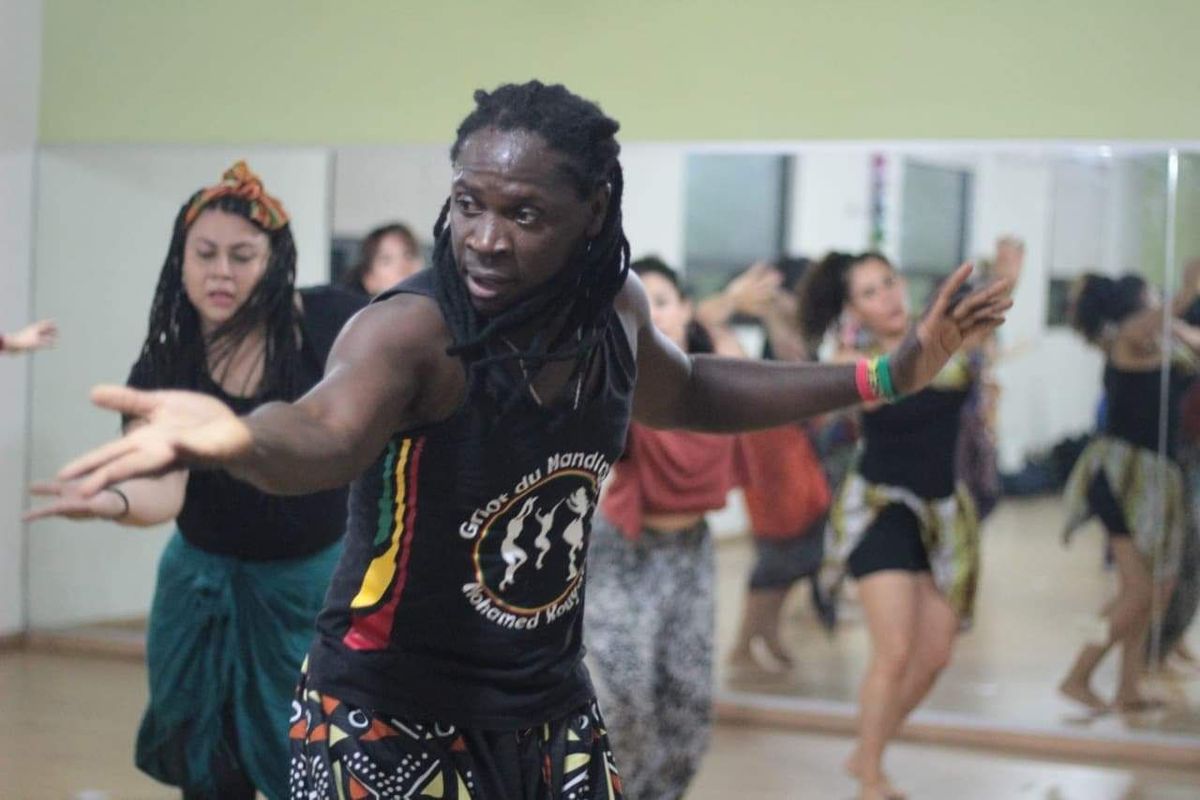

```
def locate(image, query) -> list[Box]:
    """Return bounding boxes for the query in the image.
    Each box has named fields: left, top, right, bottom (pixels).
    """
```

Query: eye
left=196, top=250, right=216, bottom=261
left=454, top=194, right=481, bottom=215
left=514, top=207, right=541, bottom=226
left=231, top=253, right=256, bottom=265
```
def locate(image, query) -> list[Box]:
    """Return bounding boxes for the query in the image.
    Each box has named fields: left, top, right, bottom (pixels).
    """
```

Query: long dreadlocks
left=138, top=194, right=301, bottom=401
left=430, top=80, right=631, bottom=404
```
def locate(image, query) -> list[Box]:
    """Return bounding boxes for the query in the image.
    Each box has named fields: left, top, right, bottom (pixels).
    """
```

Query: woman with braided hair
left=26, top=162, right=365, bottom=799
left=34, top=82, right=1012, bottom=800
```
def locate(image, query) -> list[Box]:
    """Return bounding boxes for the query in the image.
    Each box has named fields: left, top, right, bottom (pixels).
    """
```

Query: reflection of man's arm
left=1, top=319, right=58, bottom=354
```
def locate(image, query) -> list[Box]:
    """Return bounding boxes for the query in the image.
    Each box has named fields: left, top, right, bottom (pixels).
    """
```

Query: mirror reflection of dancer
left=801, top=252, right=997, bottom=800
left=699, top=260, right=837, bottom=671
left=1059, top=274, right=1199, bottom=712
left=25, top=163, right=365, bottom=800
left=584, top=257, right=750, bottom=800
left=34, top=83, right=1010, bottom=800
left=0, top=319, right=57, bottom=355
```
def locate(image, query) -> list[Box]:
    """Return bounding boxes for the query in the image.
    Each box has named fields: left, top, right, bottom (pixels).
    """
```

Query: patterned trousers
left=289, top=667, right=623, bottom=800
left=583, top=515, right=714, bottom=800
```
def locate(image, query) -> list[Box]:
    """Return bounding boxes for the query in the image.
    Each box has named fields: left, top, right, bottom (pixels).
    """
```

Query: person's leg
left=849, top=570, right=920, bottom=800
left=584, top=518, right=659, bottom=799
left=646, top=528, right=716, bottom=800
left=1060, top=536, right=1153, bottom=710
left=883, top=575, right=958, bottom=735
left=728, top=586, right=792, bottom=671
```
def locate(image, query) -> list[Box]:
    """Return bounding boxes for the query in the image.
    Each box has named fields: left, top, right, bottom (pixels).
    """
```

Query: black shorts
left=1087, top=473, right=1132, bottom=538
left=847, top=503, right=932, bottom=578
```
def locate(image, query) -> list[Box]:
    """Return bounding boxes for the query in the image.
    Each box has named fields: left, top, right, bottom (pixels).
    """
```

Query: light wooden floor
left=2, top=650, right=1198, bottom=800
left=716, top=496, right=1200, bottom=740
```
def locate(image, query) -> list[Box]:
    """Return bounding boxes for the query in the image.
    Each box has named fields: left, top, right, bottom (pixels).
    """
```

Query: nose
left=209, top=253, right=235, bottom=278
left=466, top=212, right=511, bottom=256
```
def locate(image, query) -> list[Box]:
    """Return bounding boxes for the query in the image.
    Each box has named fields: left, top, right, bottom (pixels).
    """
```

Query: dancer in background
left=584, top=256, right=748, bottom=800
left=1060, top=273, right=1198, bottom=711
left=801, top=252, right=990, bottom=800
left=698, top=260, right=835, bottom=673
left=342, top=221, right=424, bottom=297
left=26, top=162, right=365, bottom=800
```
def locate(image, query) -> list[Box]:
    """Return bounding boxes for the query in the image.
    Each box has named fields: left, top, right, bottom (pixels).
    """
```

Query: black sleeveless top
left=308, top=271, right=637, bottom=728
left=127, top=285, right=366, bottom=560
left=858, top=361, right=972, bottom=500
left=1103, top=363, right=1192, bottom=461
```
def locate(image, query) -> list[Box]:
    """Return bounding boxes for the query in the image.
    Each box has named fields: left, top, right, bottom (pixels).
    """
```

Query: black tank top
left=1103, top=363, right=1192, bottom=460
left=126, top=285, right=366, bottom=560
left=857, top=362, right=972, bottom=500
left=308, top=271, right=637, bottom=728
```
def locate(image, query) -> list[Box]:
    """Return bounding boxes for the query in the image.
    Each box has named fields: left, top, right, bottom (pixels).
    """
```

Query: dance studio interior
left=3, top=2, right=1200, bottom=799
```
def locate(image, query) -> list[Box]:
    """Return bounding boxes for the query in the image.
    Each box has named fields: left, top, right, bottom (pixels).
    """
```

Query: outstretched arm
left=51, top=295, right=452, bottom=499
left=26, top=472, right=186, bottom=527
left=628, top=264, right=1011, bottom=433
left=1, top=319, right=58, bottom=355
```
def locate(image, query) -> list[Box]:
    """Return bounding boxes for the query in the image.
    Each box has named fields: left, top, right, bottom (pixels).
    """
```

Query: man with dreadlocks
left=44, top=82, right=1012, bottom=800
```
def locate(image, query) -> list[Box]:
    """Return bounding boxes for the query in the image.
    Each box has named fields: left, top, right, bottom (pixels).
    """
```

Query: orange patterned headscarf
left=183, top=160, right=290, bottom=231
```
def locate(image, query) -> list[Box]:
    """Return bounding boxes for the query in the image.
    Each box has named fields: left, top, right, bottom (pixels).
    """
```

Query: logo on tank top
left=458, top=450, right=612, bottom=630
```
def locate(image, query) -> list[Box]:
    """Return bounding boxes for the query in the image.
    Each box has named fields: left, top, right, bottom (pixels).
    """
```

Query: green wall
left=40, top=0, right=1200, bottom=144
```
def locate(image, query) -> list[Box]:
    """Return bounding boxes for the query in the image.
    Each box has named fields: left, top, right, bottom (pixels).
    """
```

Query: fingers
left=951, top=277, right=1014, bottom=321
left=75, top=447, right=175, bottom=498
left=23, top=501, right=79, bottom=522
left=58, top=436, right=140, bottom=483
left=90, top=384, right=161, bottom=419
left=929, top=263, right=975, bottom=316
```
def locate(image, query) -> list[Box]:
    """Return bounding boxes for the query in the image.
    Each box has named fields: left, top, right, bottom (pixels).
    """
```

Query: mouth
left=463, top=269, right=515, bottom=304
left=206, top=289, right=237, bottom=308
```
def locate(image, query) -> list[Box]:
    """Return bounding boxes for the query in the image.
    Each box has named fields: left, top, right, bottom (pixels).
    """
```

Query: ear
left=584, top=181, right=612, bottom=239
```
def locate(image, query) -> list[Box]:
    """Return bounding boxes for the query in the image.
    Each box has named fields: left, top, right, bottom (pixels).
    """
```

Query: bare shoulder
left=613, top=270, right=649, bottom=351
left=333, top=291, right=453, bottom=369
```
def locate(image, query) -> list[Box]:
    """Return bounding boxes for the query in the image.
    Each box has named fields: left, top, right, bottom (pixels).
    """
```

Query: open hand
left=24, top=480, right=127, bottom=522
left=890, top=263, right=1013, bottom=394
left=4, top=319, right=58, bottom=353
left=55, top=385, right=252, bottom=498
left=727, top=262, right=783, bottom=318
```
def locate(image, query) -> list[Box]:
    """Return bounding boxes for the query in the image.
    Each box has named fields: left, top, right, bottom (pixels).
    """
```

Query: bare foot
left=1113, top=694, right=1165, bottom=713
left=761, top=635, right=795, bottom=667
left=846, top=756, right=906, bottom=798
left=1059, top=678, right=1107, bottom=712
left=857, top=779, right=908, bottom=800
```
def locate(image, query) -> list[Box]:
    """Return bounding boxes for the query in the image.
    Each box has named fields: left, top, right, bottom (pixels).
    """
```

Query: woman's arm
left=1, top=319, right=57, bottom=355
left=26, top=472, right=187, bottom=527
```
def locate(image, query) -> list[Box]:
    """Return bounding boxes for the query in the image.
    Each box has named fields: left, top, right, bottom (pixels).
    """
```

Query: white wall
left=787, top=152, right=872, bottom=258
left=332, top=144, right=450, bottom=242
left=0, top=0, right=41, bottom=636
left=27, top=147, right=331, bottom=628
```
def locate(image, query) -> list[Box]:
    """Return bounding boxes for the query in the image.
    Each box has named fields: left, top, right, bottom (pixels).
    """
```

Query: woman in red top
left=584, top=257, right=745, bottom=800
